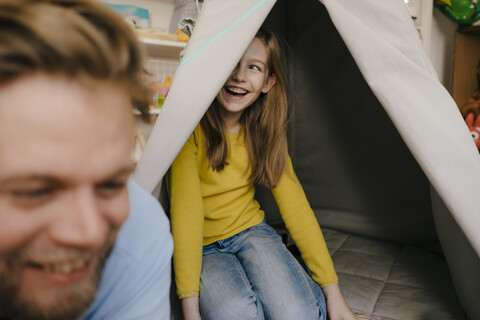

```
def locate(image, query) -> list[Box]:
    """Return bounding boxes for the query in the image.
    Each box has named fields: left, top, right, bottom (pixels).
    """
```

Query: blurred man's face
left=0, top=74, right=135, bottom=320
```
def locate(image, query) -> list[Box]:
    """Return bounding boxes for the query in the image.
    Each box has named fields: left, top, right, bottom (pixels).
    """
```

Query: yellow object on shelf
left=175, top=29, right=190, bottom=42
left=135, top=28, right=189, bottom=43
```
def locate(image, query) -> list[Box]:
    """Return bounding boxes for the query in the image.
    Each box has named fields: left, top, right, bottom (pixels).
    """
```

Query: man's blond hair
left=0, top=0, right=150, bottom=120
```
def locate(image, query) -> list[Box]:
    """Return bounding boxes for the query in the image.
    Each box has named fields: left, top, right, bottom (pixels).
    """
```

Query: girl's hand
left=181, top=296, right=202, bottom=320
left=322, top=284, right=376, bottom=320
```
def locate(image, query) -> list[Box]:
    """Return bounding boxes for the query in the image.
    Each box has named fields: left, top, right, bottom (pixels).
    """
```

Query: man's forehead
left=0, top=74, right=135, bottom=186
left=1, top=76, right=124, bottom=119
left=0, top=165, right=134, bottom=186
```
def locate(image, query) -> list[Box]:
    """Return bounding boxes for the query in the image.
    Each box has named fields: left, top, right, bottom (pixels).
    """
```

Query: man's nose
left=49, top=187, right=108, bottom=248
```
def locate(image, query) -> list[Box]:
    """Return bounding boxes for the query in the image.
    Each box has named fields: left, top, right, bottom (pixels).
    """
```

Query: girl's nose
left=231, top=64, right=246, bottom=82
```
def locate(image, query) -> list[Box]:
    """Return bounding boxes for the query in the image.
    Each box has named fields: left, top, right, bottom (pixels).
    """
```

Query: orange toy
left=459, top=60, right=480, bottom=150
left=465, top=113, right=480, bottom=149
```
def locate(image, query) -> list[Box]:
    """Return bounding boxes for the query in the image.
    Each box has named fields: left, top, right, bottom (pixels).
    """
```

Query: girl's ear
left=261, top=74, right=277, bottom=93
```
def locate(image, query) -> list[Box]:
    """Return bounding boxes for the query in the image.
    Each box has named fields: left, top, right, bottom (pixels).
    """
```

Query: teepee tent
left=134, top=0, right=480, bottom=318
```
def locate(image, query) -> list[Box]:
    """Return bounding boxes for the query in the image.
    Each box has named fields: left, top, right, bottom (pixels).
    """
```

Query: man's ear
left=261, top=74, right=277, bottom=93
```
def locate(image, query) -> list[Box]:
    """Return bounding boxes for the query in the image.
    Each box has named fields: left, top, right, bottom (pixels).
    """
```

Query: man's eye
left=9, top=187, right=56, bottom=207
left=96, top=181, right=127, bottom=196
left=12, top=187, right=54, bottom=198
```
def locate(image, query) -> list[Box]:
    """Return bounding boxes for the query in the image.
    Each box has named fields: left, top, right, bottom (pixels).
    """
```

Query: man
left=0, top=0, right=173, bottom=319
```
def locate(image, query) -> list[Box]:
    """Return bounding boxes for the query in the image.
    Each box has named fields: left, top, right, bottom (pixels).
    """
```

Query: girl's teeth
left=226, top=87, right=247, bottom=95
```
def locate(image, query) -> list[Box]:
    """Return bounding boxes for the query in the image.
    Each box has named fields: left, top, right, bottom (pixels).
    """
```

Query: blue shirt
left=79, top=180, right=173, bottom=319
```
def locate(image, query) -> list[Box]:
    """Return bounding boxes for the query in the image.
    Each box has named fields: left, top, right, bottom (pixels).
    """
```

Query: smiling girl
left=169, top=29, right=373, bottom=320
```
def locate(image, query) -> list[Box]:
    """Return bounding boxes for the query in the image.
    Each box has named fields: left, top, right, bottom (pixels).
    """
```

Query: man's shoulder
left=104, top=178, right=172, bottom=280
left=114, top=179, right=170, bottom=256
left=79, top=179, right=173, bottom=319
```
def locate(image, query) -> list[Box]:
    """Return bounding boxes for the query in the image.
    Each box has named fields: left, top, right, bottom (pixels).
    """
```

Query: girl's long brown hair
left=200, top=29, right=289, bottom=188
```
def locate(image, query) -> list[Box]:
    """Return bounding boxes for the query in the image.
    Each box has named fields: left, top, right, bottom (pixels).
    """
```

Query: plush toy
left=464, top=113, right=480, bottom=149
left=435, top=0, right=480, bottom=26
left=461, top=91, right=480, bottom=117
left=459, top=60, right=480, bottom=150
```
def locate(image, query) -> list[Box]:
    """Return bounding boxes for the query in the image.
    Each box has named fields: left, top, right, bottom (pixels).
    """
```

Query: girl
left=169, top=29, right=374, bottom=320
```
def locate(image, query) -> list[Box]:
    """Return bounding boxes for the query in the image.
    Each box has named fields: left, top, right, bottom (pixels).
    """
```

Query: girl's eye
left=249, top=65, right=261, bottom=71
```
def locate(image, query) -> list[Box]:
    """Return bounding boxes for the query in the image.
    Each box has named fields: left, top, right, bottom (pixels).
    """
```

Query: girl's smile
left=217, top=38, right=276, bottom=132
left=223, top=85, right=249, bottom=97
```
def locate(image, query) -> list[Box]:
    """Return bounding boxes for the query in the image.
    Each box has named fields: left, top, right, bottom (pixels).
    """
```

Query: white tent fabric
left=133, top=0, right=276, bottom=192
left=134, top=1, right=480, bottom=316
left=317, top=2, right=480, bottom=316
left=321, top=0, right=480, bottom=258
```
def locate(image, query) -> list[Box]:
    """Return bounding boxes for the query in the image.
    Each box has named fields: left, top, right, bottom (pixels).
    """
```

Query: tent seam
left=394, top=0, right=438, bottom=78
left=177, top=0, right=269, bottom=72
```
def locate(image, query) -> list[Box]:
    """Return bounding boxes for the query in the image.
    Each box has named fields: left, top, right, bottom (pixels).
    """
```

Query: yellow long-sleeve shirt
left=168, top=125, right=338, bottom=298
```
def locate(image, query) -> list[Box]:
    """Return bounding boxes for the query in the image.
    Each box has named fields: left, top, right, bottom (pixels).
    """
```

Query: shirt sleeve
left=271, top=156, right=338, bottom=287
left=168, top=130, right=205, bottom=298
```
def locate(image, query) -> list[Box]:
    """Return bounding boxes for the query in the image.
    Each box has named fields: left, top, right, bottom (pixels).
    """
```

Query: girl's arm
left=271, top=156, right=338, bottom=286
left=169, top=128, right=205, bottom=306
left=182, top=296, right=202, bottom=320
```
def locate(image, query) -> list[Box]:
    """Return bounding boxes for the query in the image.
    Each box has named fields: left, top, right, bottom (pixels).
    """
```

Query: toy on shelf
left=146, top=58, right=178, bottom=110
left=464, top=113, right=480, bottom=149
left=461, top=91, right=480, bottom=117
left=149, top=76, right=172, bottom=109
left=174, top=29, right=190, bottom=42
left=459, top=60, right=480, bottom=150
left=435, top=0, right=480, bottom=26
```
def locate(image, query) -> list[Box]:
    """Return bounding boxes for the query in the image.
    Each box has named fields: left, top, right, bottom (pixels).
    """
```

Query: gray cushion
left=323, top=228, right=465, bottom=319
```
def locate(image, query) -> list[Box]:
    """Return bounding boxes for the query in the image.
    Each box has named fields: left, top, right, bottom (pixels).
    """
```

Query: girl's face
left=217, top=38, right=276, bottom=128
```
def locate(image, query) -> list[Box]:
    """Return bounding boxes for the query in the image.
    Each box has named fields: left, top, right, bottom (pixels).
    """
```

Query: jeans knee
left=199, top=290, right=264, bottom=320
left=261, top=301, right=324, bottom=320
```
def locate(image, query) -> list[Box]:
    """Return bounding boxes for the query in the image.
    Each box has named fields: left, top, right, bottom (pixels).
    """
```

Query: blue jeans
left=199, top=221, right=327, bottom=320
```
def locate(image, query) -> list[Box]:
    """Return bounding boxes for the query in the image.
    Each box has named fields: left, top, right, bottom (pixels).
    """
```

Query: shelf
left=140, top=37, right=186, bottom=60
left=134, top=108, right=162, bottom=115
left=134, top=38, right=182, bottom=117
left=458, top=25, right=480, bottom=35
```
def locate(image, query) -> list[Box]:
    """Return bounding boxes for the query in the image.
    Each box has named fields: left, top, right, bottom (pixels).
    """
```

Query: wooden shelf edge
left=133, top=108, right=162, bottom=115
left=458, top=25, right=480, bottom=35
left=140, top=37, right=187, bottom=48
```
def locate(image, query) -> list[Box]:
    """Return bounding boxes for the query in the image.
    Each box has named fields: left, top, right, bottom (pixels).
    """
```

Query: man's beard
left=0, top=234, right=115, bottom=320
